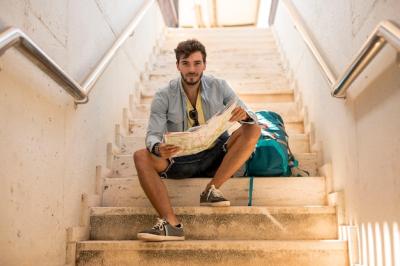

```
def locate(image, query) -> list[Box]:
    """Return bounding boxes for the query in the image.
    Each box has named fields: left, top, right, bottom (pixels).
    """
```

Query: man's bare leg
left=133, top=149, right=180, bottom=225
left=207, top=123, right=260, bottom=189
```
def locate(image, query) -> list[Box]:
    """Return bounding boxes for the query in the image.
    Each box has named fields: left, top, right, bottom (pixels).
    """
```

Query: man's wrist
left=242, top=113, right=253, bottom=122
left=151, top=142, right=161, bottom=156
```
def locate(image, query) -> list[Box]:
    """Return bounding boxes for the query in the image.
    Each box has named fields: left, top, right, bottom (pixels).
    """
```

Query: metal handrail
left=269, top=0, right=400, bottom=98
left=0, top=0, right=156, bottom=104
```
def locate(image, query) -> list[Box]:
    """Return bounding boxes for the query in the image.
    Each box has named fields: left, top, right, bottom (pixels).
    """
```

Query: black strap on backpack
left=248, top=176, right=254, bottom=206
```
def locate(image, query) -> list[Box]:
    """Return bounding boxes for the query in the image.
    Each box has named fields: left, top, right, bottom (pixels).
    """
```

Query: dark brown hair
left=174, top=39, right=207, bottom=63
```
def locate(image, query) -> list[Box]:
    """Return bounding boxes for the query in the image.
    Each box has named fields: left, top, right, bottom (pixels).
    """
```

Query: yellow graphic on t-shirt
left=185, top=91, right=206, bottom=127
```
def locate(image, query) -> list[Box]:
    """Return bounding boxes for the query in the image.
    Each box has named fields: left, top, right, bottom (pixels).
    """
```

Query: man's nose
left=188, top=64, right=196, bottom=72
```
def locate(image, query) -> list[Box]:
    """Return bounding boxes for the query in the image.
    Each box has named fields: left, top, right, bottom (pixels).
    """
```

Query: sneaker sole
left=137, top=233, right=185, bottom=242
left=200, top=201, right=231, bottom=207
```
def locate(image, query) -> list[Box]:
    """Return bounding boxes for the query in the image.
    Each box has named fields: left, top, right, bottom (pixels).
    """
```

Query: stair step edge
left=77, top=240, right=348, bottom=251
left=90, top=206, right=336, bottom=216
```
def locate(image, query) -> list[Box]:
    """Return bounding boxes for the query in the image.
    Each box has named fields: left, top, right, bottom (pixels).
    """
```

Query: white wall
left=178, top=0, right=259, bottom=27
left=0, top=1, right=165, bottom=265
left=272, top=0, right=400, bottom=265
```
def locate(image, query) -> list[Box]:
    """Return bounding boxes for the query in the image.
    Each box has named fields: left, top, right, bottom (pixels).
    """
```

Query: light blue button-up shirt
left=145, top=74, right=257, bottom=152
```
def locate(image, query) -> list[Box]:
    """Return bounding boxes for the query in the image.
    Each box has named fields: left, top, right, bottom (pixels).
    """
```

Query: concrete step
left=165, top=38, right=275, bottom=44
left=143, top=76, right=288, bottom=89
left=76, top=240, right=349, bottom=266
left=129, top=116, right=303, bottom=134
left=166, top=27, right=273, bottom=35
left=130, top=102, right=303, bottom=125
left=165, top=28, right=273, bottom=38
left=162, top=41, right=278, bottom=51
left=151, top=64, right=284, bottom=74
left=102, top=177, right=326, bottom=207
left=165, top=37, right=275, bottom=45
left=165, top=35, right=275, bottom=43
left=118, top=132, right=309, bottom=155
left=141, top=89, right=294, bottom=104
left=142, top=76, right=288, bottom=87
left=89, top=206, right=337, bottom=241
left=159, top=46, right=279, bottom=56
left=145, top=69, right=287, bottom=81
left=162, top=43, right=277, bottom=53
left=140, top=75, right=290, bottom=92
left=155, top=51, right=281, bottom=62
left=141, top=83, right=291, bottom=100
left=129, top=116, right=303, bottom=135
left=158, top=44, right=280, bottom=55
left=163, top=35, right=276, bottom=44
left=148, top=63, right=286, bottom=75
left=126, top=123, right=307, bottom=152
left=154, top=51, right=281, bottom=64
left=148, top=58, right=286, bottom=69
left=112, top=151, right=317, bottom=178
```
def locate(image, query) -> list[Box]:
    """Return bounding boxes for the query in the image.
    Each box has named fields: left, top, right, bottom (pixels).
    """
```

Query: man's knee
left=242, top=123, right=261, bottom=141
left=133, top=148, right=151, bottom=169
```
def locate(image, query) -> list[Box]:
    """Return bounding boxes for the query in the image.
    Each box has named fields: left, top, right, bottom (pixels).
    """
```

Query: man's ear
left=176, top=61, right=180, bottom=71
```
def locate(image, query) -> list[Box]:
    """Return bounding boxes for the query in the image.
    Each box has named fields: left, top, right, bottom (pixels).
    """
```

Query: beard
left=181, top=72, right=203, bottom=86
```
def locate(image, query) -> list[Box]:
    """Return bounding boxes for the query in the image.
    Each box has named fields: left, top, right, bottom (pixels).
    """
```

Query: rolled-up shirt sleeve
left=145, top=91, right=168, bottom=152
left=220, top=79, right=258, bottom=124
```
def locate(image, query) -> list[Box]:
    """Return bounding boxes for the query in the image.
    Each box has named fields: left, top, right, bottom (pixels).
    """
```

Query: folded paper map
left=163, top=99, right=238, bottom=157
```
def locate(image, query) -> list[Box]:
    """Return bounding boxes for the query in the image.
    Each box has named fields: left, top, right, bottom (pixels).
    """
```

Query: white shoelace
left=208, top=185, right=224, bottom=199
left=152, top=218, right=167, bottom=230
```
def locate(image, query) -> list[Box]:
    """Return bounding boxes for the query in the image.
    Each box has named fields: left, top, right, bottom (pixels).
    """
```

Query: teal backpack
left=245, top=110, right=298, bottom=177
left=244, top=111, right=309, bottom=205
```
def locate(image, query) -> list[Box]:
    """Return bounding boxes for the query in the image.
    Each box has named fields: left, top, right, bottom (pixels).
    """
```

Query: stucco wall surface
left=273, top=0, right=399, bottom=264
left=0, top=1, right=164, bottom=265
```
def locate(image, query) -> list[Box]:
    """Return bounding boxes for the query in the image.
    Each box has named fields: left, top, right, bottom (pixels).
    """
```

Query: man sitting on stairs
left=133, top=39, right=261, bottom=241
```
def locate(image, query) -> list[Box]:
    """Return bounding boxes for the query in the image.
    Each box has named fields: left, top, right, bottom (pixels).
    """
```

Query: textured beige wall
left=273, top=0, right=400, bottom=265
left=0, top=1, right=164, bottom=265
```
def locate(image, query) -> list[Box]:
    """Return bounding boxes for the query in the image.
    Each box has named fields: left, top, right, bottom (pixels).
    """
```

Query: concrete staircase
left=75, top=28, right=349, bottom=265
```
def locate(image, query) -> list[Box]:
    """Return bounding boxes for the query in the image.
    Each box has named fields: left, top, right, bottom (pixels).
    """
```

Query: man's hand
left=158, top=143, right=181, bottom=159
left=229, top=106, right=249, bottom=122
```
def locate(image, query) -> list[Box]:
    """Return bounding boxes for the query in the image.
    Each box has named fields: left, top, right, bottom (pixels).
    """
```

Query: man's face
left=176, top=51, right=206, bottom=86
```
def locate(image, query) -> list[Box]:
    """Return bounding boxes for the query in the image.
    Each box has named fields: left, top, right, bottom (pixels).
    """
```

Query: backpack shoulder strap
left=248, top=176, right=254, bottom=206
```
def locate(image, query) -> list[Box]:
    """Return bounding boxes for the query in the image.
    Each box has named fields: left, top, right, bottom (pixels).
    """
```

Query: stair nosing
left=77, top=239, right=348, bottom=251
left=90, top=206, right=336, bottom=216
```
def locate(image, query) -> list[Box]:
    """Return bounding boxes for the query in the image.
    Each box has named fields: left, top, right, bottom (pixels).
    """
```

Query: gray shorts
left=160, top=134, right=229, bottom=179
